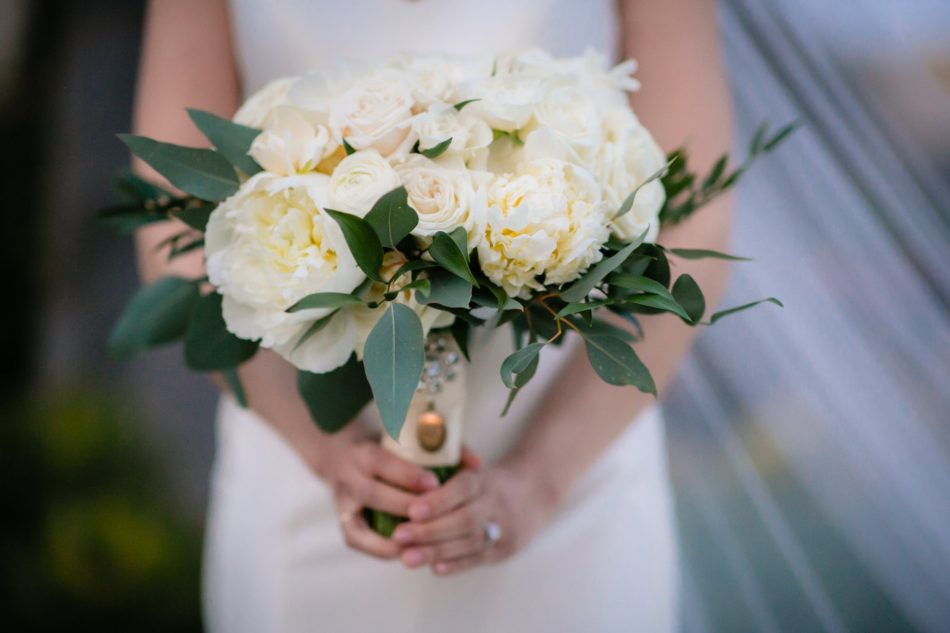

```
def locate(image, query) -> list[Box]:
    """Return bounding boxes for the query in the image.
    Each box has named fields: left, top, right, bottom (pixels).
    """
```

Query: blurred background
left=1, top=0, right=947, bottom=630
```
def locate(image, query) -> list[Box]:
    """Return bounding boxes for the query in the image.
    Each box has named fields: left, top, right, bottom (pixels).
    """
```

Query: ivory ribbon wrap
left=380, top=337, right=466, bottom=467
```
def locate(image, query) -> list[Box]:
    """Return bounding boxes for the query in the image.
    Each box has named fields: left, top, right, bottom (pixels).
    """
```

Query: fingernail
left=409, top=503, right=430, bottom=521
left=403, top=549, right=424, bottom=567
left=434, top=562, right=448, bottom=574
left=420, top=473, right=439, bottom=490
left=393, top=527, right=412, bottom=544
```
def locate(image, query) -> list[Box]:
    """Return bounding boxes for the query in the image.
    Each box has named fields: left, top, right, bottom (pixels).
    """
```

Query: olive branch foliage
left=103, top=109, right=793, bottom=439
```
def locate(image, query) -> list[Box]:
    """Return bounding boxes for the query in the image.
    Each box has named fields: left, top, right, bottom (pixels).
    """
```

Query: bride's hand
left=315, top=430, right=442, bottom=561
left=390, top=454, right=559, bottom=576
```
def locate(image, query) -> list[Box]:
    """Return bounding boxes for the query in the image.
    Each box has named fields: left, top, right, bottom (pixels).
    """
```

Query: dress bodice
left=228, top=0, right=622, bottom=94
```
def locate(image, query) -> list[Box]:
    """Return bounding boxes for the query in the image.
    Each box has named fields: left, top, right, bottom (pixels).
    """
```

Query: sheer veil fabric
left=204, top=1, right=678, bottom=632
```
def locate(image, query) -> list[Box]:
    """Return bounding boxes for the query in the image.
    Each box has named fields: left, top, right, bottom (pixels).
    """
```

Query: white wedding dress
left=205, top=1, right=679, bottom=631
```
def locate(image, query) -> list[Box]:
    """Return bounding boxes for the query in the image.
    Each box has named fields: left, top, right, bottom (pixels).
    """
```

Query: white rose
left=396, top=155, right=478, bottom=239
left=328, top=70, right=415, bottom=156
left=411, top=103, right=493, bottom=168
left=233, top=77, right=296, bottom=129
left=476, top=159, right=610, bottom=298
left=327, top=149, right=401, bottom=215
left=205, top=173, right=365, bottom=370
left=249, top=105, right=337, bottom=176
left=595, top=108, right=666, bottom=243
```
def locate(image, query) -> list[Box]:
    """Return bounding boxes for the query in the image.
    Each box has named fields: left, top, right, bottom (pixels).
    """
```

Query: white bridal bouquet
left=104, top=50, right=789, bottom=535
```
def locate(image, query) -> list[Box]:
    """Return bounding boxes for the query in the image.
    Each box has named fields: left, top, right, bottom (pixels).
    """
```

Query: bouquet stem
left=365, top=463, right=461, bottom=537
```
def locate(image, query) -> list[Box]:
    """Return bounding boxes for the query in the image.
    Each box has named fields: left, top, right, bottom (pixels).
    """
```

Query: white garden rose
left=233, top=77, right=296, bottom=128
left=249, top=105, right=337, bottom=176
left=327, top=149, right=401, bottom=215
left=328, top=70, right=415, bottom=156
left=396, top=155, right=478, bottom=239
left=411, top=103, right=493, bottom=168
left=477, top=159, right=610, bottom=298
left=205, top=173, right=365, bottom=369
left=595, top=108, right=666, bottom=243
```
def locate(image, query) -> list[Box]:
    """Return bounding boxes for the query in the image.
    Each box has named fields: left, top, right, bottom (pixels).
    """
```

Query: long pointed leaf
left=118, top=134, right=239, bottom=201
left=187, top=108, right=262, bottom=176
left=710, top=297, right=783, bottom=324
left=363, top=304, right=425, bottom=438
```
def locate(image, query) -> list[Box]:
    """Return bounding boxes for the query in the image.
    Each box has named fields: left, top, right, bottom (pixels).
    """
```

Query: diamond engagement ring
left=483, top=521, right=502, bottom=546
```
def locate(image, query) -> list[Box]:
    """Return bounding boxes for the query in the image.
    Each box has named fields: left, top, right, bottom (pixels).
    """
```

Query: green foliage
left=183, top=292, right=258, bottom=370
left=364, top=187, right=418, bottom=248
left=421, top=269, right=472, bottom=308
left=561, top=236, right=644, bottom=302
left=659, top=121, right=798, bottom=225
left=326, top=209, right=384, bottom=281
left=453, top=99, right=480, bottom=111
left=108, top=277, right=199, bottom=360
left=118, top=134, right=239, bottom=201
left=671, top=274, right=705, bottom=324
left=362, top=304, right=425, bottom=439
left=668, top=248, right=751, bottom=261
left=419, top=137, right=452, bottom=159
left=709, top=298, right=784, bottom=324
left=186, top=108, right=262, bottom=177
left=429, top=230, right=478, bottom=286
left=583, top=335, right=656, bottom=395
left=286, top=292, right=363, bottom=312
left=298, top=356, right=374, bottom=432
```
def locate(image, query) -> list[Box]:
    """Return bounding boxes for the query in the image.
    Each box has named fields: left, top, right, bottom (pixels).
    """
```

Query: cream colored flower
left=233, top=77, right=296, bottom=129
left=411, top=103, right=493, bottom=168
left=396, top=155, right=478, bottom=240
left=249, top=105, right=337, bottom=176
left=595, top=108, right=666, bottom=243
left=327, top=149, right=402, bottom=215
left=476, top=159, right=610, bottom=298
left=328, top=70, right=415, bottom=156
left=205, top=173, right=365, bottom=370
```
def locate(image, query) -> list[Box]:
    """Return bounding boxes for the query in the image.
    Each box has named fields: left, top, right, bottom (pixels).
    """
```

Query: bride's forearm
left=501, top=0, right=735, bottom=510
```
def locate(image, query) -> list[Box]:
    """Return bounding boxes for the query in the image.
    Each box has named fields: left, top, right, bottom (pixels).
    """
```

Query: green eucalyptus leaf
left=342, top=138, right=356, bottom=155
left=419, top=138, right=452, bottom=159
left=429, top=230, right=478, bottom=286
left=453, top=99, right=480, bottom=111
left=108, top=276, right=199, bottom=359
left=622, top=293, right=691, bottom=320
left=583, top=334, right=655, bottom=394
left=172, top=202, right=216, bottom=232
left=615, top=160, right=674, bottom=219
left=363, top=304, right=425, bottom=438
left=390, top=259, right=439, bottom=283
left=450, top=319, right=471, bottom=361
left=701, top=155, right=728, bottom=192
left=560, top=235, right=644, bottom=303
left=286, top=292, right=363, bottom=313
left=112, top=170, right=170, bottom=202
left=298, top=355, right=373, bottom=432
left=184, top=292, right=259, bottom=370
left=293, top=312, right=337, bottom=351
left=607, top=273, right=672, bottom=297
left=500, top=342, right=544, bottom=389
left=222, top=368, right=248, bottom=408
left=556, top=299, right=612, bottom=318
left=326, top=209, right=384, bottom=281
left=365, top=187, right=418, bottom=248
left=671, top=274, right=705, bottom=323
left=710, top=297, right=784, bottom=324
left=668, top=248, right=751, bottom=261
left=98, top=204, right=166, bottom=234
left=420, top=269, right=472, bottom=308
left=187, top=108, right=262, bottom=176
left=764, top=122, right=799, bottom=152
left=118, top=134, right=239, bottom=201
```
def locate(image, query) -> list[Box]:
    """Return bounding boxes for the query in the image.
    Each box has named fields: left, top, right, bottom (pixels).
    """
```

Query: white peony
left=233, top=77, right=297, bottom=129
left=595, top=108, right=667, bottom=243
left=461, top=72, right=543, bottom=132
left=527, top=85, right=601, bottom=152
left=328, top=69, right=415, bottom=156
left=476, top=159, right=610, bottom=298
left=327, top=149, right=402, bottom=215
left=396, top=155, right=479, bottom=240
left=205, top=173, right=365, bottom=369
left=249, top=105, right=337, bottom=176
